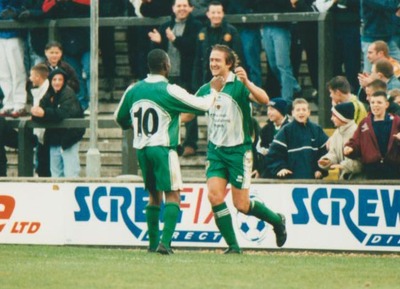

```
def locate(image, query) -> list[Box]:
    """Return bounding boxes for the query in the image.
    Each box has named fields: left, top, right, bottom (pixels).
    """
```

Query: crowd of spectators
left=1, top=0, right=400, bottom=180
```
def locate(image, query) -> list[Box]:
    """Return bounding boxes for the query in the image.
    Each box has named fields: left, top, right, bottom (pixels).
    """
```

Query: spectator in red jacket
left=344, top=91, right=400, bottom=179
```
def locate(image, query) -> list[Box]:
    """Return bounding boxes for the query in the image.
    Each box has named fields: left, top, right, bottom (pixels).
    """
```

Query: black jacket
left=153, top=14, right=202, bottom=92
left=32, top=70, right=85, bottom=149
left=192, top=20, right=244, bottom=90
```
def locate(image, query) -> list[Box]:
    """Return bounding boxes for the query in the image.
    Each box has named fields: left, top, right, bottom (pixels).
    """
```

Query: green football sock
left=146, top=205, right=161, bottom=251
left=160, top=202, right=180, bottom=249
left=248, top=200, right=282, bottom=226
left=212, top=202, right=240, bottom=250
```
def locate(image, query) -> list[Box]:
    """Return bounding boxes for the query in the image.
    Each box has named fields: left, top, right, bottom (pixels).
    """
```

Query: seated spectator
left=0, top=117, right=18, bottom=176
left=257, top=98, right=291, bottom=178
left=40, top=41, right=80, bottom=94
left=28, top=63, right=51, bottom=177
left=318, top=102, right=363, bottom=180
left=31, top=69, right=85, bottom=177
left=327, top=76, right=368, bottom=124
left=344, top=91, right=400, bottom=179
left=265, top=98, right=328, bottom=179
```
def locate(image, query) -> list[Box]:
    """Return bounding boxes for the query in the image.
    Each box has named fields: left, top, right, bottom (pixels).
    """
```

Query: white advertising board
left=0, top=182, right=399, bottom=252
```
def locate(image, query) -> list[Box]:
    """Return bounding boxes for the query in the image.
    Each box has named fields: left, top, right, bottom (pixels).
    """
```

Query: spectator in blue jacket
left=265, top=98, right=329, bottom=179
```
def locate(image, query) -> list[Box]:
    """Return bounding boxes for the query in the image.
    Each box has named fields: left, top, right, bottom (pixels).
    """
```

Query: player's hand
left=394, top=132, right=400, bottom=140
left=166, top=27, right=176, bottom=42
left=318, top=158, right=331, bottom=167
left=343, top=146, right=353, bottom=156
left=234, top=67, right=249, bottom=84
left=148, top=29, right=161, bottom=43
left=277, top=168, right=292, bottom=178
left=210, top=76, right=225, bottom=92
left=290, top=0, right=298, bottom=8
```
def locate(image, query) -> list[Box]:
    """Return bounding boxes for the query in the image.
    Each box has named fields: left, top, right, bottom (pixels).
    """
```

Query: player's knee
left=207, top=191, right=224, bottom=206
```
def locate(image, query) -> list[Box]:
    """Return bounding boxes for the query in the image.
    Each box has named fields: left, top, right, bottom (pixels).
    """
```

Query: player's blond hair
left=211, top=44, right=240, bottom=71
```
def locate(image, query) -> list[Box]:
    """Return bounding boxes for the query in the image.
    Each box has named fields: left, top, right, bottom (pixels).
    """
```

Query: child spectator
left=41, top=41, right=80, bottom=94
left=257, top=97, right=291, bottom=178
left=344, top=91, right=400, bottom=179
left=265, top=98, right=329, bottom=179
left=318, top=102, right=363, bottom=180
left=28, top=63, right=50, bottom=177
left=31, top=69, right=85, bottom=177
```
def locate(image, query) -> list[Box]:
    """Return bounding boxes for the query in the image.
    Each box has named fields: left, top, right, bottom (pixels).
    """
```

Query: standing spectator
left=371, top=59, right=400, bottom=91
left=327, top=76, right=368, bottom=124
left=360, top=0, right=400, bottom=73
left=366, top=41, right=400, bottom=78
left=389, top=88, right=400, bottom=105
left=42, top=0, right=91, bottom=113
left=126, top=0, right=173, bottom=81
left=196, top=45, right=287, bottom=253
left=257, top=98, right=291, bottom=178
left=115, top=49, right=223, bottom=254
left=364, top=79, right=400, bottom=115
left=17, top=0, right=47, bottom=70
left=39, top=41, right=80, bottom=94
left=344, top=91, right=400, bottom=179
left=0, top=0, right=28, bottom=118
left=148, top=0, right=202, bottom=157
left=99, top=0, right=125, bottom=93
left=31, top=68, right=85, bottom=177
left=255, top=0, right=302, bottom=107
left=192, top=1, right=244, bottom=90
left=28, top=63, right=50, bottom=177
left=266, top=98, right=329, bottom=179
left=318, top=102, right=363, bottom=180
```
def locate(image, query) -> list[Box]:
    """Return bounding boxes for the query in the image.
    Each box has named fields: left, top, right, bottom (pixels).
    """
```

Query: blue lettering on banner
left=366, top=234, right=400, bottom=247
left=74, top=186, right=212, bottom=243
left=74, top=186, right=143, bottom=238
left=292, top=187, right=400, bottom=247
left=142, top=230, right=222, bottom=243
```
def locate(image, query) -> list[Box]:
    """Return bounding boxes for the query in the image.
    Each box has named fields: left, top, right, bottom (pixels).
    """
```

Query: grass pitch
left=1, top=245, right=399, bottom=289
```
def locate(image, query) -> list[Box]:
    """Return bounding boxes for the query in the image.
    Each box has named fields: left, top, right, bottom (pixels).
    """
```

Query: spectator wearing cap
left=318, top=102, right=364, bottom=180
left=257, top=98, right=291, bottom=178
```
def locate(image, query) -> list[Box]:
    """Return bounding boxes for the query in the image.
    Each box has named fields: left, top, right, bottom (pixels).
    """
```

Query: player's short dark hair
left=211, top=44, right=239, bottom=71
left=147, top=49, right=169, bottom=73
left=366, top=79, right=387, bottom=91
left=327, top=76, right=351, bottom=94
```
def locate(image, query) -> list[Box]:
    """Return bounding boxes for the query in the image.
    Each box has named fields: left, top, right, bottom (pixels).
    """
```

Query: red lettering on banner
left=180, top=187, right=192, bottom=209
left=194, top=188, right=203, bottom=223
left=11, top=221, right=41, bottom=234
left=0, top=195, right=15, bottom=232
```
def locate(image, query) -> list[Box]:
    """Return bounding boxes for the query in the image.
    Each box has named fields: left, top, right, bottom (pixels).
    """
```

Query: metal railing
left=0, top=12, right=336, bottom=176
left=7, top=118, right=135, bottom=177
